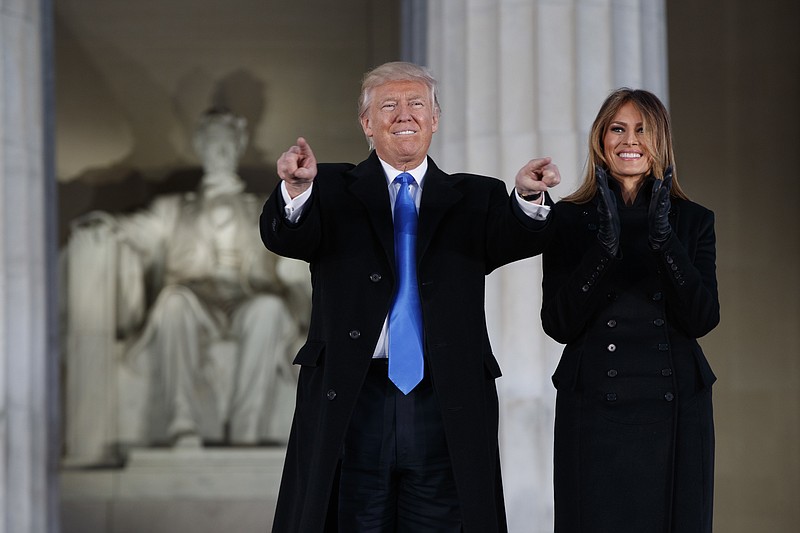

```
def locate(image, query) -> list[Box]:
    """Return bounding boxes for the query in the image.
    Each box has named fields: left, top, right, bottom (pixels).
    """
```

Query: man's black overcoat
left=260, top=152, right=553, bottom=532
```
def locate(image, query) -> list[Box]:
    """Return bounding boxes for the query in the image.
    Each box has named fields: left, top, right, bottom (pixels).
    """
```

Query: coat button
left=652, top=292, right=663, bottom=301
left=661, top=368, right=673, bottom=377
left=607, top=369, right=618, bottom=378
left=607, top=343, right=617, bottom=352
left=606, top=393, right=618, bottom=402
left=326, top=389, right=337, bottom=400
left=658, top=343, right=669, bottom=351
left=664, top=392, right=675, bottom=402
left=666, top=255, right=674, bottom=264
left=653, top=318, right=665, bottom=326
left=369, top=272, right=382, bottom=282
left=607, top=319, right=617, bottom=328
left=582, top=284, right=590, bottom=292
left=349, top=330, right=361, bottom=339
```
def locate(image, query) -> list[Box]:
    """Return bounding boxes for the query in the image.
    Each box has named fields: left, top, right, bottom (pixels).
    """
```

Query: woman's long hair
left=564, top=88, right=689, bottom=203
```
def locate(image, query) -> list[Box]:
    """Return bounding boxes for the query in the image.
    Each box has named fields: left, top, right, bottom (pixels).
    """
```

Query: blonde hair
left=564, top=88, right=688, bottom=203
left=357, top=61, right=440, bottom=150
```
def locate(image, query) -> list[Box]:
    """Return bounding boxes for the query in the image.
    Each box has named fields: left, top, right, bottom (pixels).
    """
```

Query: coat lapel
left=346, top=153, right=464, bottom=269
left=418, top=158, right=463, bottom=261
left=346, top=152, right=396, bottom=267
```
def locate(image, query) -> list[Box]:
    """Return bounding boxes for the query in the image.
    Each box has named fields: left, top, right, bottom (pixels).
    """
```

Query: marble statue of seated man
left=63, top=108, right=308, bottom=459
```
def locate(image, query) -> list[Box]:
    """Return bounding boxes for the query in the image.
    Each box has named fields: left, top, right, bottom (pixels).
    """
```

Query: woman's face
left=602, top=102, right=652, bottom=183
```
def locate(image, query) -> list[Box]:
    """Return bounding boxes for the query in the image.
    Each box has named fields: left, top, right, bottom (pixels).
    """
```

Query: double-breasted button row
left=605, top=368, right=672, bottom=379
left=604, top=391, right=674, bottom=402
left=607, top=312, right=661, bottom=328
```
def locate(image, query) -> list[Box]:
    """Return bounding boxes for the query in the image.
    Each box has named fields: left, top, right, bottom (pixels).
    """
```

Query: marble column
left=0, top=0, right=59, bottom=532
left=426, top=0, right=668, bottom=530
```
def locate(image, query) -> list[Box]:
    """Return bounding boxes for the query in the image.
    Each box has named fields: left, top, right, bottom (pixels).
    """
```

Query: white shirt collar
left=378, top=157, right=428, bottom=189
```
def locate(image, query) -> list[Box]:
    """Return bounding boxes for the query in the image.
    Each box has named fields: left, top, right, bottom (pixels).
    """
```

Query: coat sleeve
left=651, top=208, right=720, bottom=338
left=540, top=222, right=621, bottom=345
left=483, top=181, right=555, bottom=274
left=260, top=182, right=322, bottom=262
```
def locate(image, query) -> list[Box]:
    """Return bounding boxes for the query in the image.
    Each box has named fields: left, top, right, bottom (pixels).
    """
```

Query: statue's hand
left=277, top=137, right=317, bottom=198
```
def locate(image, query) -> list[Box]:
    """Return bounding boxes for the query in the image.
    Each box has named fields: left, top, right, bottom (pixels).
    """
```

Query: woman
left=542, top=88, right=719, bottom=532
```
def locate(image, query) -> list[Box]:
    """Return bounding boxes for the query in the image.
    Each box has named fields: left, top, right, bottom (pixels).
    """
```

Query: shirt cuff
left=514, top=190, right=551, bottom=221
left=281, top=182, right=313, bottom=223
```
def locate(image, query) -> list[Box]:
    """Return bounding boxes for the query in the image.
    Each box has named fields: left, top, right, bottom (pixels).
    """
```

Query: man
left=260, top=62, right=560, bottom=532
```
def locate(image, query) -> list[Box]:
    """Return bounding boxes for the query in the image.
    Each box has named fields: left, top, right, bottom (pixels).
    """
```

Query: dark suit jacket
left=260, top=151, right=554, bottom=533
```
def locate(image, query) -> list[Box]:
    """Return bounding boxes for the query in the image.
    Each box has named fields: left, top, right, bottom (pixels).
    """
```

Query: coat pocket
left=292, top=340, right=325, bottom=367
left=551, top=347, right=582, bottom=391
left=692, top=344, right=717, bottom=389
left=483, top=352, right=503, bottom=379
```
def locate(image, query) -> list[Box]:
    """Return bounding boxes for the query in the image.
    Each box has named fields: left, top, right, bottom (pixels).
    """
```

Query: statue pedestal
left=61, top=447, right=286, bottom=533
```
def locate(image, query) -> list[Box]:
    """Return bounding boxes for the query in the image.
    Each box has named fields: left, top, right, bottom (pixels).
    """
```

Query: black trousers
left=332, top=358, right=462, bottom=533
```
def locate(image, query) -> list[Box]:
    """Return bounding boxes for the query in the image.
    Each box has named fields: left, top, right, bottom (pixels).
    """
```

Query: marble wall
left=1, top=0, right=797, bottom=531
left=0, top=0, right=59, bottom=532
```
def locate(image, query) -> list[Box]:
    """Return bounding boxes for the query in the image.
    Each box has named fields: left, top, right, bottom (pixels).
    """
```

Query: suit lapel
left=346, top=153, right=464, bottom=269
left=418, top=158, right=463, bottom=261
left=347, top=152, right=396, bottom=267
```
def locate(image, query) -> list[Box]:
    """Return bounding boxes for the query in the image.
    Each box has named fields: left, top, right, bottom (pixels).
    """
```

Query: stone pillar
left=0, top=0, right=59, bottom=532
left=426, top=0, right=667, bottom=530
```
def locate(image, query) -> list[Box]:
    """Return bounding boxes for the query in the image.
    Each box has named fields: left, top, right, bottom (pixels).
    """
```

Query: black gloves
left=595, top=166, right=620, bottom=257
left=648, top=166, right=673, bottom=250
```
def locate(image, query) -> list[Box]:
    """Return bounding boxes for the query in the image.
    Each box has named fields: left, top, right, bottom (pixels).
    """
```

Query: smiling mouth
left=618, top=152, right=642, bottom=160
left=393, top=130, right=416, bottom=136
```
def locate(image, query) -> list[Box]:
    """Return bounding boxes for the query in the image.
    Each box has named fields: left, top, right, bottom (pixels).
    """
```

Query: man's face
left=360, top=79, right=439, bottom=170
left=199, top=123, right=240, bottom=174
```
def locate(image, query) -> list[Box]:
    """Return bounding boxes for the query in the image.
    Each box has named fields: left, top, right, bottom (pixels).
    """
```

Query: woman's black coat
left=542, top=178, right=719, bottom=533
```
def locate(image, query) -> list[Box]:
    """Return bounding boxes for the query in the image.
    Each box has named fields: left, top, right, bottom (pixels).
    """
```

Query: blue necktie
left=388, top=173, right=424, bottom=394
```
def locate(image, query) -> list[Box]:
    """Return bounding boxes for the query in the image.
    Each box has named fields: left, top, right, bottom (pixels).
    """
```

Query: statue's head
left=192, top=107, right=249, bottom=174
